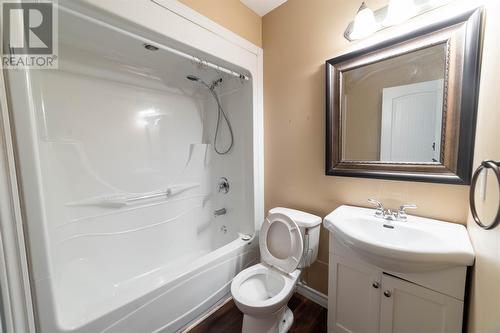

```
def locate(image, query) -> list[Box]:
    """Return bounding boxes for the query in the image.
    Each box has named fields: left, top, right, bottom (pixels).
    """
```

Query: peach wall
left=262, top=0, right=469, bottom=294
left=466, top=1, right=500, bottom=332
left=179, top=0, right=262, bottom=47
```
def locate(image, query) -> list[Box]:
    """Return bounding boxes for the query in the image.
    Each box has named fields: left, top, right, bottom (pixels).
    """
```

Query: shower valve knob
left=218, top=177, right=230, bottom=194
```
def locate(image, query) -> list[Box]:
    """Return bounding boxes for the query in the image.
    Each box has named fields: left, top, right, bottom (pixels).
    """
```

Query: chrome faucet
left=368, top=198, right=384, bottom=217
left=368, top=199, right=417, bottom=221
left=214, top=208, right=227, bottom=217
left=396, top=204, right=418, bottom=221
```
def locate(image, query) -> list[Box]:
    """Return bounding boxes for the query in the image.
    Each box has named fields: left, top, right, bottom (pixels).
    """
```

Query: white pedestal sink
left=323, top=205, right=474, bottom=273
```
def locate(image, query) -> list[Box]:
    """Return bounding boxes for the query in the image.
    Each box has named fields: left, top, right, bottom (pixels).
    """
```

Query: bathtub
left=81, top=237, right=258, bottom=333
left=33, top=233, right=258, bottom=332
left=105, top=237, right=258, bottom=333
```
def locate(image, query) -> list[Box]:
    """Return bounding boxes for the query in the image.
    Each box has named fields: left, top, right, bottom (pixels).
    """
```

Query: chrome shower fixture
left=186, top=75, right=234, bottom=155
left=186, top=75, right=222, bottom=90
left=218, top=177, right=230, bottom=194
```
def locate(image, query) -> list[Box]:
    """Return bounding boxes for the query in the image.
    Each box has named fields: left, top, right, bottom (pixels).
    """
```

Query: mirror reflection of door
left=380, top=79, right=444, bottom=163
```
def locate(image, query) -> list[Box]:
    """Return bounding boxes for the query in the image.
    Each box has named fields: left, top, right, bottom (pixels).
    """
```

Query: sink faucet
left=368, top=198, right=385, bottom=217
left=368, top=199, right=417, bottom=221
left=396, top=204, right=418, bottom=221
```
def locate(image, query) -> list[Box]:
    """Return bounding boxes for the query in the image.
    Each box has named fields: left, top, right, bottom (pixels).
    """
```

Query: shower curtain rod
left=145, top=42, right=250, bottom=81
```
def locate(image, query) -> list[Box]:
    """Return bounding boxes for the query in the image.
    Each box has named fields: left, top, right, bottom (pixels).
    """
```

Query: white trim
left=0, top=56, right=36, bottom=333
left=254, top=36, right=265, bottom=236
left=151, top=0, right=262, bottom=56
left=296, top=282, right=328, bottom=309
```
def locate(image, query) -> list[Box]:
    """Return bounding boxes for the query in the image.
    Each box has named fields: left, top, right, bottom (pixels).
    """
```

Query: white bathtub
left=34, top=235, right=257, bottom=332
left=105, top=237, right=258, bottom=333
left=94, top=237, right=257, bottom=333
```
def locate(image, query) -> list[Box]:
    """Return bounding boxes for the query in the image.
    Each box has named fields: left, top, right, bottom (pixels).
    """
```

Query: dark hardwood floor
left=188, top=293, right=327, bottom=333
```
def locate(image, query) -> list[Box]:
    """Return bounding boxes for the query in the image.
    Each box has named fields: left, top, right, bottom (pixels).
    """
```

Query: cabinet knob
left=372, top=282, right=380, bottom=289
left=384, top=290, right=392, bottom=297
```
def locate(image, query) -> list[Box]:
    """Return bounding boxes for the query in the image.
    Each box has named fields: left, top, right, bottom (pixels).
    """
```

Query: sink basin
left=323, top=205, right=475, bottom=272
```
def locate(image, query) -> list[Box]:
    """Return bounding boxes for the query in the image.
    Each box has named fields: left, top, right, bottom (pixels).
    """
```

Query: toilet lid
left=259, top=212, right=303, bottom=274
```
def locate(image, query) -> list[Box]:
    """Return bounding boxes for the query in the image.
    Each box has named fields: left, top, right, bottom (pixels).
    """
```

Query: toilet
left=231, top=207, right=322, bottom=333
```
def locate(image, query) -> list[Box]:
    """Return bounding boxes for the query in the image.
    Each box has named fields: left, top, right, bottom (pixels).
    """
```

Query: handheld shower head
left=185, top=74, right=233, bottom=155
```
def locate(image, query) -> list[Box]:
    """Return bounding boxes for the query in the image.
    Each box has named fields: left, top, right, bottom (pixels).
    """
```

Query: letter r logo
left=3, top=2, right=53, bottom=54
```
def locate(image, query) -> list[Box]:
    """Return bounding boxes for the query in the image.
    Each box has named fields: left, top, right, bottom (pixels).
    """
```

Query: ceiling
left=240, top=0, right=288, bottom=16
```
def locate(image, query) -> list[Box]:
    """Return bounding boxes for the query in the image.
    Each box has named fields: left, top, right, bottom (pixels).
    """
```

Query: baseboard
left=179, top=294, right=233, bottom=332
left=296, top=282, right=328, bottom=309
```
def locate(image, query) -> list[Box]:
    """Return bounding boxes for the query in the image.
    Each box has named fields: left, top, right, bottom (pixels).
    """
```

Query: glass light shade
left=350, top=2, right=378, bottom=40
left=384, top=0, right=417, bottom=26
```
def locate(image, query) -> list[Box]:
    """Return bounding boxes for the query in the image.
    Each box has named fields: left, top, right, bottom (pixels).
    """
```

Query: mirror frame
left=325, top=8, right=482, bottom=184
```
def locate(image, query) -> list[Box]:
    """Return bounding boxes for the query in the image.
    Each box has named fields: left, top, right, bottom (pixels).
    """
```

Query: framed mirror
left=325, top=8, right=482, bottom=184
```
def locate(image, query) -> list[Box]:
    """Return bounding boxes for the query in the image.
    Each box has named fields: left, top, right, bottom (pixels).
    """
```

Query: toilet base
left=241, top=306, right=294, bottom=333
left=280, top=306, right=294, bottom=332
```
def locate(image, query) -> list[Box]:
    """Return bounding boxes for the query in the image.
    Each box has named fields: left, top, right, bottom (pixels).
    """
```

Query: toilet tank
left=268, top=207, right=322, bottom=268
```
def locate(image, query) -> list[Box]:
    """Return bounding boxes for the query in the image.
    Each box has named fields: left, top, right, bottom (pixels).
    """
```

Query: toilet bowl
left=231, top=208, right=322, bottom=333
left=231, top=263, right=300, bottom=316
left=231, top=263, right=300, bottom=332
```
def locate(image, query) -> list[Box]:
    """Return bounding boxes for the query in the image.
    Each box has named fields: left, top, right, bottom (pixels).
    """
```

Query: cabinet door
left=328, top=254, right=381, bottom=333
left=379, top=274, right=463, bottom=333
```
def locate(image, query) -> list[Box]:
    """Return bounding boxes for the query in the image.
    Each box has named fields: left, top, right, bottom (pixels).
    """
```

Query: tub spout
left=214, top=208, right=227, bottom=217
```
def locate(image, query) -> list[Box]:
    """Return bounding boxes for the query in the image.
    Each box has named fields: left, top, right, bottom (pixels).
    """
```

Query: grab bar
left=67, top=183, right=200, bottom=208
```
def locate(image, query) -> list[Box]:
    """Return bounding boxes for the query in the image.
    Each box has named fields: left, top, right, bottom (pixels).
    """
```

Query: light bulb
left=350, top=2, right=378, bottom=40
left=383, top=0, right=417, bottom=26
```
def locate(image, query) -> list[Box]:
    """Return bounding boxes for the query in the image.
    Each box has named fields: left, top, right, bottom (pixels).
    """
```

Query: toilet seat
left=231, top=263, right=300, bottom=315
left=260, top=212, right=304, bottom=274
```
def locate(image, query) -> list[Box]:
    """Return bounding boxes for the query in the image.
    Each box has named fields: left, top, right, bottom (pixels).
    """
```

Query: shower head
left=186, top=74, right=233, bottom=154
left=186, top=75, right=200, bottom=82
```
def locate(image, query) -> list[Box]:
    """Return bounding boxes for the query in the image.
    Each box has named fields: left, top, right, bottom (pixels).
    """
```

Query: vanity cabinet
left=329, top=255, right=381, bottom=333
left=379, top=274, right=463, bottom=333
left=328, top=235, right=467, bottom=333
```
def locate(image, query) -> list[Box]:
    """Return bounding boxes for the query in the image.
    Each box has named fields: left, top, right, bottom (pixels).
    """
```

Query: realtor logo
left=1, top=0, right=58, bottom=68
